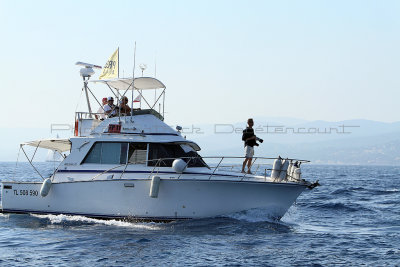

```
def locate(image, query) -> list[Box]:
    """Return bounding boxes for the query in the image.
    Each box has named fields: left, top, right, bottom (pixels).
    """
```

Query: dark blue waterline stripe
left=57, top=169, right=238, bottom=178
left=0, top=208, right=191, bottom=221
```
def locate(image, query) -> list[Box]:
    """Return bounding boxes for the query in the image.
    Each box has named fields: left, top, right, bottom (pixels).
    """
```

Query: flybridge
left=74, top=59, right=168, bottom=137
left=76, top=111, right=174, bottom=137
left=74, top=75, right=167, bottom=123
left=74, top=47, right=167, bottom=129
left=89, top=77, right=167, bottom=117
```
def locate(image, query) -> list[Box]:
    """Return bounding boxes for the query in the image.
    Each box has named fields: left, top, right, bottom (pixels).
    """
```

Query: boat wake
left=225, top=208, right=281, bottom=223
left=30, top=214, right=162, bottom=230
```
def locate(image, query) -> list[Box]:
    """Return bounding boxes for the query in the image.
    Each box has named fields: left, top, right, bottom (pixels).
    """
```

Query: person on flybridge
left=119, top=96, right=132, bottom=115
left=241, top=118, right=263, bottom=174
left=103, top=97, right=117, bottom=118
left=95, top=97, right=108, bottom=120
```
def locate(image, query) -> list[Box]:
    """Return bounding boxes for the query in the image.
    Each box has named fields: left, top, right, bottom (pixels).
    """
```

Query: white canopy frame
left=22, top=139, right=71, bottom=153
left=18, top=139, right=71, bottom=181
left=90, top=77, right=167, bottom=120
left=92, top=77, right=166, bottom=91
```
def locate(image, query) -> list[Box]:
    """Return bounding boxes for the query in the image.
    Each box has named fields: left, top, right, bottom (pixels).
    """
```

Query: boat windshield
left=148, top=143, right=207, bottom=167
left=82, top=142, right=147, bottom=165
left=81, top=142, right=206, bottom=167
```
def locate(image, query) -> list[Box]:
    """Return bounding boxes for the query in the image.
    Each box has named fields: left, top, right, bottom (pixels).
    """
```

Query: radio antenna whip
left=154, top=52, right=157, bottom=78
left=131, top=42, right=136, bottom=122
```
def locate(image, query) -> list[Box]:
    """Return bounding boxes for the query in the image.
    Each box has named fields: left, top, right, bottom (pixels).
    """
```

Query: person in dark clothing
left=242, top=118, right=257, bottom=174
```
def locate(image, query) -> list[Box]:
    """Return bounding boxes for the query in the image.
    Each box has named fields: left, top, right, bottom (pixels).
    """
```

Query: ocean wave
left=30, top=214, right=162, bottom=230
left=225, top=208, right=282, bottom=223
left=385, top=188, right=399, bottom=192
left=307, top=202, right=372, bottom=213
left=331, top=187, right=367, bottom=195
left=368, top=188, right=399, bottom=195
left=375, top=199, right=399, bottom=205
left=331, top=189, right=353, bottom=195
left=348, top=186, right=365, bottom=191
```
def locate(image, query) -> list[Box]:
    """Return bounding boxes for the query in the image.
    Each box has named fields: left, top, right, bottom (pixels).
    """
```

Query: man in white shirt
left=96, top=97, right=108, bottom=120
left=103, top=96, right=117, bottom=117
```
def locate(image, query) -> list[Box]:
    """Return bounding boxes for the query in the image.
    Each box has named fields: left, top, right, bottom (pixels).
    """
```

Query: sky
left=0, top=0, right=399, bottom=131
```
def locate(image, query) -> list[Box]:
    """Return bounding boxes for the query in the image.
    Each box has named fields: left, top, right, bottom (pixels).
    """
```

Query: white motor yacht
left=0, top=62, right=318, bottom=221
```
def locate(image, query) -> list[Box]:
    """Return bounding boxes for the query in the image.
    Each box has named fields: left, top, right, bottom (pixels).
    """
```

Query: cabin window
left=127, top=143, right=147, bottom=165
left=148, top=143, right=207, bottom=167
left=101, top=143, right=124, bottom=164
left=82, top=142, right=128, bottom=164
left=83, top=143, right=102, bottom=164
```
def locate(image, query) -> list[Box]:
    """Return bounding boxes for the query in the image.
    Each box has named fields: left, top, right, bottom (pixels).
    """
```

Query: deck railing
left=74, top=109, right=164, bottom=136
left=88, top=156, right=310, bottom=182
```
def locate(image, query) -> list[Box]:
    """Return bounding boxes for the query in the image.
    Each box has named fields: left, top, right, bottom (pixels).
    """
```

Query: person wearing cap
left=119, top=96, right=131, bottom=116
left=103, top=97, right=117, bottom=117
left=95, top=97, right=108, bottom=120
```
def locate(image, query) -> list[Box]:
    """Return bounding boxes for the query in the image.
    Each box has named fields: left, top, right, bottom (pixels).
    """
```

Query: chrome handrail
left=87, top=156, right=310, bottom=181
left=75, top=111, right=105, bottom=120
left=241, top=157, right=258, bottom=181
left=208, top=157, right=224, bottom=180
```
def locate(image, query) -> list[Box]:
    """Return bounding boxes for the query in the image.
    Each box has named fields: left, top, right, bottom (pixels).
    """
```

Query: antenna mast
left=83, top=78, right=92, bottom=117
left=131, top=42, right=136, bottom=122
left=75, top=62, right=102, bottom=118
left=154, top=52, right=157, bottom=78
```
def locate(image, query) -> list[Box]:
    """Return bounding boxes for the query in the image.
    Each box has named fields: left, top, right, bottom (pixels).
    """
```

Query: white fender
left=40, top=178, right=52, bottom=197
left=172, top=159, right=187, bottom=174
left=149, top=176, right=161, bottom=198
left=271, top=158, right=282, bottom=179
left=286, top=162, right=293, bottom=180
left=278, top=159, right=290, bottom=182
left=293, top=168, right=302, bottom=180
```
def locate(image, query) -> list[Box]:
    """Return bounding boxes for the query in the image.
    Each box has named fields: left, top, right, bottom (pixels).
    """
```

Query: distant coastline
left=1, top=118, right=399, bottom=165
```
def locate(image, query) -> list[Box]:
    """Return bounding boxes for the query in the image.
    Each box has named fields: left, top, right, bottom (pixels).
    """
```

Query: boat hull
left=1, top=179, right=307, bottom=221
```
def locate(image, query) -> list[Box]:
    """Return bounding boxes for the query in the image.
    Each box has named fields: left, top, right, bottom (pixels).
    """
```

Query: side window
left=83, top=143, right=102, bottom=163
left=148, top=143, right=207, bottom=167
left=101, top=143, right=124, bottom=164
left=128, top=143, right=147, bottom=165
left=82, top=142, right=128, bottom=164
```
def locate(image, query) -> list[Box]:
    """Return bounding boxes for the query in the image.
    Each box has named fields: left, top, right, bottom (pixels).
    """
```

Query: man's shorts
left=244, top=146, right=254, bottom=158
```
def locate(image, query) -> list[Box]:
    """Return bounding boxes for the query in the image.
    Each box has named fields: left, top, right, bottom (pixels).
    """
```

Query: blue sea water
left=0, top=162, right=399, bottom=266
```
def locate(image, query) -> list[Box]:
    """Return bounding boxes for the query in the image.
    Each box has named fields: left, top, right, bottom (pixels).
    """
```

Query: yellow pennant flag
left=99, top=48, right=119, bottom=80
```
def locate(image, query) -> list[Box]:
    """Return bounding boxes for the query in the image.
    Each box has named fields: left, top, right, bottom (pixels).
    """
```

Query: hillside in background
left=184, top=118, right=400, bottom=166
left=0, top=118, right=399, bottom=165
